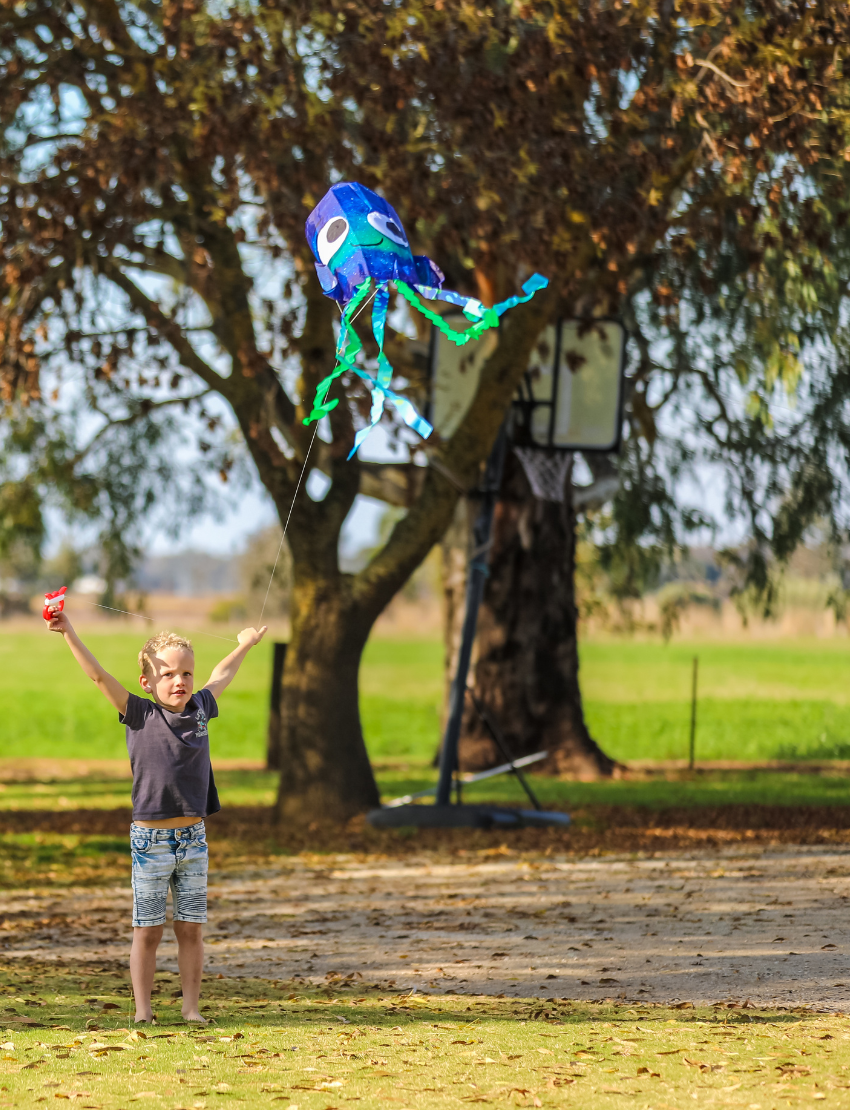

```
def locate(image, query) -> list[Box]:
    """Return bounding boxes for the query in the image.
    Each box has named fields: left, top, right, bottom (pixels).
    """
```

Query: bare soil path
left=2, top=845, right=850, bottom=1010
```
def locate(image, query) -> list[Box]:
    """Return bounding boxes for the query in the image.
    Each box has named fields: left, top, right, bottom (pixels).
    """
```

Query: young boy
left=46, top=607, right=266, bottom=1023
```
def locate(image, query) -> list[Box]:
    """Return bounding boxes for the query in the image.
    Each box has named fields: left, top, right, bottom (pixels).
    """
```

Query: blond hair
left=139, top=631, right=194, bottom=677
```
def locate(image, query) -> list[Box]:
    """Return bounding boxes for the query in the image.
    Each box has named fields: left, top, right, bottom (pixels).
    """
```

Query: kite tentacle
left=396, top=280, right=497, bottom=345
left=347, top=281, right=433, bottom=459
left=304, top=271, right=547, bottom=454
left=302, top=278, right=433, bottom=456
left=414, top=285, right=488, bottom=321
left=491, top=272, right=549, bottom=316
left=348, top=282, right=392, bottom=458
left=303, top=280, right=372, bottom=426
left=398, top=272, right=549, bottom=347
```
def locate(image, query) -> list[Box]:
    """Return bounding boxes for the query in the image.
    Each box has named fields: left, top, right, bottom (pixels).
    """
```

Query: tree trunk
left=275, top=576, right=380, bottom=823
left=440, top=496, right=473, bottom=739
left=266, top=641, right=287, bottom=771
left=458, top=449, right=615, bottom=778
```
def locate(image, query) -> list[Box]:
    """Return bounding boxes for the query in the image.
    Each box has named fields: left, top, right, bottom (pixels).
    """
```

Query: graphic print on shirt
left=195, top=708, right=208, bottom=739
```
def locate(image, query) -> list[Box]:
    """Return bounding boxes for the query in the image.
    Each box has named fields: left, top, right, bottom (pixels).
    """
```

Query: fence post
left=266, top=641, right=287, bottom=771
left=688, top=654, right=699, bottom=770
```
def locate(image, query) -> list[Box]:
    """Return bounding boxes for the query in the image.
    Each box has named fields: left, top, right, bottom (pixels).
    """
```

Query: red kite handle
left=43, top=586, right=68, bottom=621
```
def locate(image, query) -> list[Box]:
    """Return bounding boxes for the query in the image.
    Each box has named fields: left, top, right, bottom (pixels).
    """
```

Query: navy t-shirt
left=120, top=688, right=221, bottom=821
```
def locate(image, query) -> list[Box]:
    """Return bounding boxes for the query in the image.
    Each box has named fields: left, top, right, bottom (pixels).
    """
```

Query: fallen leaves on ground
left=8, top=801, right=850, bottom=884
left=0, top=961, right=843, bottom=1109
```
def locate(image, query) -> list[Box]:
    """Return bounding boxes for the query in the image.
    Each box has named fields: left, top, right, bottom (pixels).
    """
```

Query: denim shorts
left=130, top=821, right=208, bottom=928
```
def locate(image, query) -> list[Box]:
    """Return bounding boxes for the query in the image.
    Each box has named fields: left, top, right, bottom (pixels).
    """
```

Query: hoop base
left=366, top=804, right=571, bottom=830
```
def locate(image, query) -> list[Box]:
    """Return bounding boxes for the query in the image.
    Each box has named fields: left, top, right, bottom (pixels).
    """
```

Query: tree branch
left=75, top=390, right=211, bottom=463
left=120, top=245, right=189, bottom=286
left=693, top=58, right=752, bottom=90
left=358, top=462, right=427, bottom=508
left=103, top=265, right=228, bottom=393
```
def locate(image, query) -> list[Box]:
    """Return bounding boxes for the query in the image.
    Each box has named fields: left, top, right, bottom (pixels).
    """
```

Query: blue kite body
left=303, top=182, right=548, bottom=456
left=305, top=182, right=444, bottom=306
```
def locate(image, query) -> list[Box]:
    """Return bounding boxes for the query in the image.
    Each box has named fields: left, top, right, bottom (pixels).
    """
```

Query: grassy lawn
left=0, top=630, right=272, bottom=763
left=0, top=832, right=130, bottom=888
left=373, top=767, right=850, bottom=810
left=0, top=773, right=280, bottom=813
left=581, top=639, right=850, bottom=763
left=6, top=628, right=850, bottom=1109
left=3, top=768, right=850, bottom=816
left=0, top=963, right=843, bottom=1110
left=7, top=625, right=850, bottom=767
left=0, top=630, right=442, bottom=764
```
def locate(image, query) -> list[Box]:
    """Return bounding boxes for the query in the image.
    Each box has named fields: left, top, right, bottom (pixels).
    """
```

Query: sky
left=119, top=392, right=736, bottom=564
left=143, top=420, right=398, bottom=562
left=148, top=485, right=387, bottom=561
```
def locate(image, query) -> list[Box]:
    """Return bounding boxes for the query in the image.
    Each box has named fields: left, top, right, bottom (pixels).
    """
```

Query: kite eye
left=367, top=210, right=408, bottom=246
left=316, top=216, right=350, bottom=265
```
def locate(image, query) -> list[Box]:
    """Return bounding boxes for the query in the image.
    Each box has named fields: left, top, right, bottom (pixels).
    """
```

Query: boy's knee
left=174, top=920, right=203, bottom=941
left=133, top=925, right=163, bottom=948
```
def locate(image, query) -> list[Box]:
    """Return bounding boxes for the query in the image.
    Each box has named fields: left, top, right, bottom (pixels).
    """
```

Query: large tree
left=445, top=4, right=850, bottom=775
left=3, top=0, right=848, bottom=816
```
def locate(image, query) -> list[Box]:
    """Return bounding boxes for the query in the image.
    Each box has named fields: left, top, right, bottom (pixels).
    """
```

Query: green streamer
left=395, top=281, right=500, bottom=345
left=303, top=280, right=372, bottom=425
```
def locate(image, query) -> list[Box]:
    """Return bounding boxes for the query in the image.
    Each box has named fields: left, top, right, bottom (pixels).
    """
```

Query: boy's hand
left=204, top=627, right=268, bottom=699
left=237, top=626, right=268, bottom=649
left=47, top=609, right=72, bottom=635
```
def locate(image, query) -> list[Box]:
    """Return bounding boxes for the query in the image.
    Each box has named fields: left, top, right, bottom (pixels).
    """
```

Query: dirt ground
left=2, top=843, right=850, bottom=1010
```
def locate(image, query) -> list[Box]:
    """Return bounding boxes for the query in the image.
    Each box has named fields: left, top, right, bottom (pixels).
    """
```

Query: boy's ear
left=139, top=674, right=152, bottom=694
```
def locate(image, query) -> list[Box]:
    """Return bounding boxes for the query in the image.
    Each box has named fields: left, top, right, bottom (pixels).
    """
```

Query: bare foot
left=134, top=1014, right=153, bottom=1024
left=182, top=1011, right=207, bottom=1023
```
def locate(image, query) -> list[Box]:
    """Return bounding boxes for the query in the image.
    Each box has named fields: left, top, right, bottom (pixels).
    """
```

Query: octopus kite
left=304, top=182, right=548, bottom=457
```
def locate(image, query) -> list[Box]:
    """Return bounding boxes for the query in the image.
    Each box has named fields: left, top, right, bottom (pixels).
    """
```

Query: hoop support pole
left=465, top=686, right=543, bottom=811
left=435, top=425, right=509, bottom=806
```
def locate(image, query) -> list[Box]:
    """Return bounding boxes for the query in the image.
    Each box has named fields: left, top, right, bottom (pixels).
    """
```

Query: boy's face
left=139, top=647, right=195, bottom=710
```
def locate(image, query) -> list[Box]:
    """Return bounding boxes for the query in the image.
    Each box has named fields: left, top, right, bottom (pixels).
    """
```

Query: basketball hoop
left=430, top=312, right=626, bottom=503
left=372, top=307, right=627, bottom=830
left=513, top=446, right=573, bottom=503
left=511, top=318, right=626, bottom=452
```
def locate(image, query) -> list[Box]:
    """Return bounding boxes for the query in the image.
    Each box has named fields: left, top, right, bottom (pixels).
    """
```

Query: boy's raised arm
left=47, top=610, right=130, bottom=715
left=204, top=626, right=267, bottom=701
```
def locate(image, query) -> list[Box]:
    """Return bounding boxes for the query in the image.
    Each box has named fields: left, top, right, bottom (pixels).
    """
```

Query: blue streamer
left=415, top=285, right=487, bottom=321
left=346, top=282, right=431, bottom=458
left=492, top=273, right=550, bottom=318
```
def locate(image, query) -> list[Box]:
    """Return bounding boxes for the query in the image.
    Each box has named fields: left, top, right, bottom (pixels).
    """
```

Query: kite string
left=78, top=600, right=240, bottom=644
left=257, top=420, right=319, bottom=626
left=257, top=288, right=378, bottom=626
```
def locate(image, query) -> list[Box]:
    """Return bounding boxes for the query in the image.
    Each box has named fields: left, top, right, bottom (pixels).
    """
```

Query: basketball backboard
left=513, top=319, right=626, bottom=451
left=429, top=315, right=626, bottom=453
left=428, top=316, right=498, bottom=440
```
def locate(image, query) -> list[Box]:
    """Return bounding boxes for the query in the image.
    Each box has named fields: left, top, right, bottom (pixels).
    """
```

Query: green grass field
left=5, top=767, right=850, bottom=815
left=0, top=630, right=441, bottom=764
left=582, top=639, right=850, bottom=763
left=0, top=965, right=839, bottom=1110
left=5, top=627, right=850, bottom=767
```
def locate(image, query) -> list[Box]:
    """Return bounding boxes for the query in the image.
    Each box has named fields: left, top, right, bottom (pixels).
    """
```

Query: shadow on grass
left=5, top=798, right=850, bottom=891
left=0, top=961, right=823, bottom=1031
left=2, top=768, right=850, bottom=890
left=0, top=832, right=129, bottom=887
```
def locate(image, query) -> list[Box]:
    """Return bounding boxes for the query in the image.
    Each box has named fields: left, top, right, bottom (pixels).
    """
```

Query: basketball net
left=513, top=446, right=573, bottom=503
